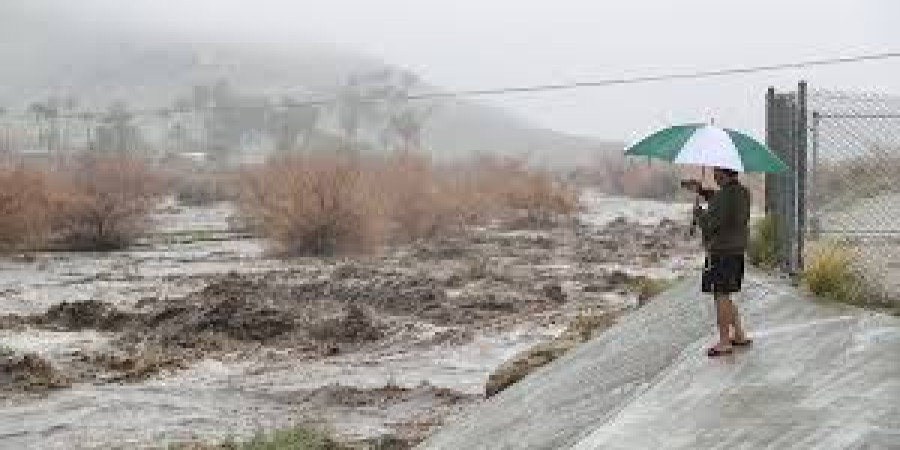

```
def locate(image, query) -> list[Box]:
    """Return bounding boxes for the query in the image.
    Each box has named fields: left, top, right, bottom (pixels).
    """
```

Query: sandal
left=731, top=338, right=753, bottom=347
left=706, top=346, right=733, bottom=358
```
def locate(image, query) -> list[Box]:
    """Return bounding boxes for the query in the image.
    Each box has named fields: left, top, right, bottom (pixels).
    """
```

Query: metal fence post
left=765, top=87, right=776, bottom=215
left=809, top=111, right=821, bottom=240
left=785, top=95, right=797, bottom=274
left=767, top=92, right=796, bottom=273
left=795, top=81, right=808, bottom=274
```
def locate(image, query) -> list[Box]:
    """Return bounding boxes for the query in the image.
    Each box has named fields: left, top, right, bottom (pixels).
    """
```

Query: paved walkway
left=420, top=275, right=900, bottom=449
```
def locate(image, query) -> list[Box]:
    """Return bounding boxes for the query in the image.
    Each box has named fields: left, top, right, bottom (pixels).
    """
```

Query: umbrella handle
left=688, top=195, right=700, bottom=237
left=688, top=167, right=706, bottom=238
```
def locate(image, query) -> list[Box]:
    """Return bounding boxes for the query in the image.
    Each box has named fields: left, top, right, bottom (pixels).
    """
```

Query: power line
left=9, top=50, right=900, bottom=119
left=408, top=51, right=900, bottom=100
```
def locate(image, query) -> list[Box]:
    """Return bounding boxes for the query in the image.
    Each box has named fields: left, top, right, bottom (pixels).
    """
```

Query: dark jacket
left=695, top=180, right=751, bottom=254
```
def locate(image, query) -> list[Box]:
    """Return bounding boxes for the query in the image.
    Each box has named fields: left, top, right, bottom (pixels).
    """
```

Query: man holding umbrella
left=626, top=123, right=787, bottom=358
left=684, top=169, right=753, bottom=357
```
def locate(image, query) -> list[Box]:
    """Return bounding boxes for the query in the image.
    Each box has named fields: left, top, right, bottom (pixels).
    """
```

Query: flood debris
left=33, top=300, right=138, bottom=332
left=0, top=196, right=700, bottom=447
left=308, top=305, right=384, bottom=344
left=0, top=351, right=70, bottom=395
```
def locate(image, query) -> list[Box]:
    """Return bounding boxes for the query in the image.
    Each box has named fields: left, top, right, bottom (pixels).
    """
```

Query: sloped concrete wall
left=421, top=275, right=900, bottom=449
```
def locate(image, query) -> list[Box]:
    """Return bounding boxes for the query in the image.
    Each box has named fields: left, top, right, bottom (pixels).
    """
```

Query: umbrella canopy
left=626, top=124, right=788, bottom=173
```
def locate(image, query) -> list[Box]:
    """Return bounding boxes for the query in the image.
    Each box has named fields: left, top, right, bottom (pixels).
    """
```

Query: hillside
left=0, top=17, right=622, bottom=163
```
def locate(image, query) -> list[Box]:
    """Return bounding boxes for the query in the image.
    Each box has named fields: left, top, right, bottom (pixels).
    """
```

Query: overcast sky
left=10, top=0, right=900, bottom=142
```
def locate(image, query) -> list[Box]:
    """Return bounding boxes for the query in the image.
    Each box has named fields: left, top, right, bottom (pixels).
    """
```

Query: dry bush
left=240, top=152, right=578, bottom=255
left=0, top=168, right=55, bottom=251
left=376, top=154, right=576, bottom=239
left=803, top=242, right=875, bottom=306
left=0, top=158, right=163, bottom=252
left=376, top=153, right=480, bottom=242
left=51, top=157, right=165, bottom=251
left=240, top=154, right=384, bottom=256
left=469, top=156, right=577, bottom=226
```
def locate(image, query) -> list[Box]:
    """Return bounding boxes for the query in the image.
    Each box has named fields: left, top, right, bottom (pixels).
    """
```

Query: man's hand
left=693, top=203, right=705, bottom=218
left=680, top=179, right=703, bottom=194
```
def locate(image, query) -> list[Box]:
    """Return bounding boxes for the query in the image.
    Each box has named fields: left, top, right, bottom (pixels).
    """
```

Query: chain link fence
left=767, top=82, right=900, bottom=306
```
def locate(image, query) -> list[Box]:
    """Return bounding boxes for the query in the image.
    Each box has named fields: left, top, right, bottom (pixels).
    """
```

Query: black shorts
left=702, top=253, right=745, bottom=294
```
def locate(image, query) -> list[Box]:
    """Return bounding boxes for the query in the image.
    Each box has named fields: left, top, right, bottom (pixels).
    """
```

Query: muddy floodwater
left=0, top=192, right=702, bottom=449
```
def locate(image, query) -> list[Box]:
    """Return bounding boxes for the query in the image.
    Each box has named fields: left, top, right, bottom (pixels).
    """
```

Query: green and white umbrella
left=626, top=123, right=787, bottom=173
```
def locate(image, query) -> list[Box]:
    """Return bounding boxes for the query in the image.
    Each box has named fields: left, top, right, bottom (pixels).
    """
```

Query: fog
left=2, top=3, right=899, bottom=448
left=4, top=0, right=900, bottom=141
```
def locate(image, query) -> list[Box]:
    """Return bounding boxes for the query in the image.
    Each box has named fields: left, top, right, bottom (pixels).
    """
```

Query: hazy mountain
left=0, top=17, right=622, bottom=164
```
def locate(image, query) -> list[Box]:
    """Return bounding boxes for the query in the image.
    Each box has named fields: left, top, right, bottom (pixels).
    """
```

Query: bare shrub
left=470, top=156, right=577, bottom=226
left=51, top=157, right=165, bottom=251
left=0, top=168, right=54, bottom=251
left=240, top=154, right=384, bottom=256
left=370, top=154, right=576, bottom=240
left=376, top=153, right=478, bottom=242
left=0, top=158, right=163, bottom=252
left=240, top=152, right=578, bottom=255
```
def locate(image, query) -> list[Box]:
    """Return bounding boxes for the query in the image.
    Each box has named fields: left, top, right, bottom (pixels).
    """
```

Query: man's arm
left=680, top=180, right=716, bottom=202
left=696, top=186, right=738, bottom=237
left=698, top=188, right=716, bottom=202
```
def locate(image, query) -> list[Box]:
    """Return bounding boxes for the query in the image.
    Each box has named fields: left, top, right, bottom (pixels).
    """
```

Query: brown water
left=0, top=192, right=701, bottom=449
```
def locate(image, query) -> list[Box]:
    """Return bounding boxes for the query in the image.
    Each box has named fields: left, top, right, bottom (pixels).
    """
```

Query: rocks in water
left=606, top=270, right=633, bottom=287
left=542, top=283, right=567, bottom=303
left=33, top=300, right=137, bottom=332
left=0, top=352, right=69, bottom=394
left=0, top=314, right=25, bottom=330
left=190, top=296, right=294, bottom=342
left=309, top=305, right=384, bottom=343
left=144, top=295, right=295, bottom=346
left=330, top=261, right=365, bottom=280
left=92, top=346, right=189, bottom=382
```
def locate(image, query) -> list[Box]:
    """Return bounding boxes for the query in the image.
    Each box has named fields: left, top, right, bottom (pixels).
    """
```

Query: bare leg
left=713, top=293, right=734, bottom=351
left=728, top=298, right=750, bottom=343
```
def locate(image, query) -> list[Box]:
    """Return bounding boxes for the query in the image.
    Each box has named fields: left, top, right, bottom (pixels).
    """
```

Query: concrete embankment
left=421, top=275, right=900, bottom=449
